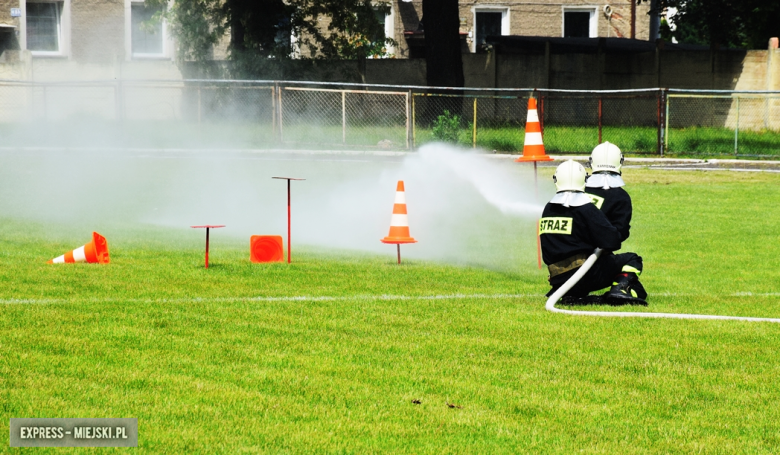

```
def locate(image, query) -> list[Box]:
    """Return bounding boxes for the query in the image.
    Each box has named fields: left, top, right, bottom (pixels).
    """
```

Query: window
left=131, top=1, right=163, bottom=56
left=563, top=8, right=596, bottom=38
left=25, top=0, right=69, bottom=56
left=472, top=7, right=509, bottom=53
left=367, top=6, right=394, bottom=58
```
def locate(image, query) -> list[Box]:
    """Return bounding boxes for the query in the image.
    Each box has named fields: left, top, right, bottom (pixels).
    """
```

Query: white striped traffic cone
left=516, top=97, right=553, bottom=162
left=48, top=232, right=110, bottom=264
left=381, top=180, right=417, bottom=244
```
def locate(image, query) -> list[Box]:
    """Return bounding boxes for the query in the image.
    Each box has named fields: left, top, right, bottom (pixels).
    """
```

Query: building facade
left=1, top=0, right=654, bottom=64
left=389, top=0, right=652, bottom=58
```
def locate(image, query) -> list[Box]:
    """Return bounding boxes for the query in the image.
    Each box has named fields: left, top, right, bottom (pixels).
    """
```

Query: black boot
left=604, top=273, right=647, bottom=305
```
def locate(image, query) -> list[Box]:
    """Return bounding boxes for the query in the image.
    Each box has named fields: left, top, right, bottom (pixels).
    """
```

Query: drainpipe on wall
left=648, top=0, right=660, bottom=41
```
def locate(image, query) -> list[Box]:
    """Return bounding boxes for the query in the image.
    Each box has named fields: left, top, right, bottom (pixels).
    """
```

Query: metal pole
left=472, top=97, right=477, bottom=148
left=735, top=96, right=740, bottom=156
left=342, top=91, right=346, bottom=144
left=205, top=227, right=210, bottom=269
left=412, top=94, right=416, bottom=148
left=287, top=179, right=291, bottom=264
left=278, top=86, right=284, bottom=143
left=663, top=92, right=670, bottom=157
left=534, top=161, right=542, bottom=269
left=272, top=83, right=277, bottom=142
left=598, top=97, right=603, bottom=143
left=406, top=90, right=411, bottom=150
left=657, top=90, right=662, bottom=155
left=397, top=244, right=401, bottom=265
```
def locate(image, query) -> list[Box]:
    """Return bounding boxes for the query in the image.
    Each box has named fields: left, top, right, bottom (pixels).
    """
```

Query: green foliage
left=644, top=0, right=780, bottom=49
left=431, top=110, right=461, bottom=143
left=145, top=0, right=397, bottom=70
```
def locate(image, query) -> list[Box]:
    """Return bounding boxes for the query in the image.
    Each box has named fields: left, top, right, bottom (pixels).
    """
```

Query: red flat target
left=250, top=235, right=284, bottom=263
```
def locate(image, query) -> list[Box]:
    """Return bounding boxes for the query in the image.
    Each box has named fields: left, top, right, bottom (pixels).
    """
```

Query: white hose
left=545, top=248, right=780, bottom=323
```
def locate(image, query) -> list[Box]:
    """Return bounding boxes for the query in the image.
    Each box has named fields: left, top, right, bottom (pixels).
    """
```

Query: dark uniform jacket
left=540, top=200, right=622, bottom=267
left=585, top=186, right=632, bottom=241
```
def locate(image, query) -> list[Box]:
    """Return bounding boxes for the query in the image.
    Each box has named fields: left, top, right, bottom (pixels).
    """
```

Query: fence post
left=538, top=93, right=544, bottom=135
left=411, top=93, right=416, bottom=149
left=341, top=90, right=346, bottom=144
left=598, top=97, right=603, bottom=144
left=472, top=97, right=477, bottom=148
left=734, top=96, right=740, bottom=156
left=406, top=90, right=412, bottom=150
left=656, top=89, right=662, bottom=156
left=278, top=85, right=284, bottom=143
left=271, top=82, right=277, bottom=143
left=663, top=90, right=669, bottom=157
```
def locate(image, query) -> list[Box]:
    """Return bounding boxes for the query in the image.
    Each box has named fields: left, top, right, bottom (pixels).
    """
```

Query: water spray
left=546, top=248, right=780, bottom=323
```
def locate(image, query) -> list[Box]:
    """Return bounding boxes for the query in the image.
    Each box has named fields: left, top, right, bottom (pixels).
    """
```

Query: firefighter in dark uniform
left=585, top=141, right=632, bottom=241
left=540, top=160, right=647, bottom=304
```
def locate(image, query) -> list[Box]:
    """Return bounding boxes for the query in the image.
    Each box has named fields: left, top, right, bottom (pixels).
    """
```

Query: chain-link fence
left=666, top=92, right=780, bottom=157
left=279, top=87, right=408, bottom=149
left=0, top=79, right=779, bottom=157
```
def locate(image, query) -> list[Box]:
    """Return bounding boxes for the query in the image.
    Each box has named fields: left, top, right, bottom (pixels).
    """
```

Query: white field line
left=0, top=293, right=531, bottom=305
left=0, top=292, right=774, bottom=306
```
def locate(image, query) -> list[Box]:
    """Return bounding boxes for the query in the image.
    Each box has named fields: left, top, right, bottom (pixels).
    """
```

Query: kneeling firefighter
left=540, top=160, right=648, bottom=304
left=585, top=141, right=632, bottom=241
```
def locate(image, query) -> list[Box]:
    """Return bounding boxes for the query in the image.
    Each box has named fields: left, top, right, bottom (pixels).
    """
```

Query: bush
left=432, top=110, right=461, bottom=143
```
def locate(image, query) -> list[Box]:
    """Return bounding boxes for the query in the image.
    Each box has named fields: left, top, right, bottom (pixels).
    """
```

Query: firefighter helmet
left=589, top=141, right=624, bottom=174
left=552, top=160, right=587, bottom=192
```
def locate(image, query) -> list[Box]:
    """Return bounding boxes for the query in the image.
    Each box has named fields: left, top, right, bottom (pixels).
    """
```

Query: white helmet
left=553, top=160, right=587, bottom=192
left=589, top=141, right=623, bottom=174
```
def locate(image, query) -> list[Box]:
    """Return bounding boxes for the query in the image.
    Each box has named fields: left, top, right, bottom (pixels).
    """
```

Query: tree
left=146, top=0, right=395, bottom=64
left=644, top=0, right=780, bottom=49
left=421, top=0, right=464, bottom=88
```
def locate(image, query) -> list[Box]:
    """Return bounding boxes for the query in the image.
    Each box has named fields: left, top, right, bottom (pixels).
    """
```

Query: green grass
left=413, top=125, right=780, bottom=157
left=3, top=169, right=780, bottom=453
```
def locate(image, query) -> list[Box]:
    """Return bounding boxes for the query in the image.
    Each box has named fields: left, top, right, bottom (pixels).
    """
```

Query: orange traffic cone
left=250, top=235, right=284, bottom=263
left=381, top=180, right=417, bottom=265
left=381, top=181, right=417, bottom=245
left=515, top=97, right=553, bottom=162
left=48, top=232, right=110, bottom=264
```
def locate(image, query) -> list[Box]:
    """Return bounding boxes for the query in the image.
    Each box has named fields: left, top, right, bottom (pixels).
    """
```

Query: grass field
left=3, top=167, right=780, bottom=453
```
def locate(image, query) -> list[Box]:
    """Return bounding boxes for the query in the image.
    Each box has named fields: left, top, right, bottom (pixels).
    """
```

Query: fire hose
left=545, top=248, right=780, bottom=323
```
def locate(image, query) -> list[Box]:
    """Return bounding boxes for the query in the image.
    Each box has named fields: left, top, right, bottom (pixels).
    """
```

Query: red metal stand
left=190, top=225, right=225, bottom=268
left=272, top=177, right=305, bottom=263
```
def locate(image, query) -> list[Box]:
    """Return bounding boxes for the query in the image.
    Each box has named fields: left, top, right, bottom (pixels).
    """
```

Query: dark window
left=26, top=2, right=62, bottom=52
left=476, top=12, right=502, bottom=50
left=131, top=2, right=163, bottom=55
left=564, top=11, right=591, bottom=38
left=374, top=8, right=387, bottom=42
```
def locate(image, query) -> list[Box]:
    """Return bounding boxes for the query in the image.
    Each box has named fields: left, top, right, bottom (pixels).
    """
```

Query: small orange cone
left=250, top=235, right=284, bottom=263
left=515, top=97, right=553, bottom=162
left=381, top=181, right=417, bottom=244
left=48, top=232, right=110, bottom=264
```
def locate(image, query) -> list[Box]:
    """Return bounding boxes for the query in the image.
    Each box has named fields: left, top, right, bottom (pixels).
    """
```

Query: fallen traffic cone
left=48, top=232, right=110, bottom=264
left=250, top=235, right=284, bottom=263
left=381, top=181, right=416, bottom=264
left=515, top=97, right=553, bottom=162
